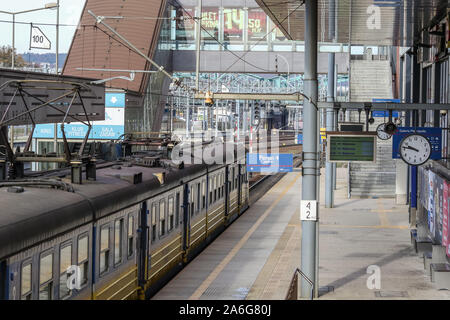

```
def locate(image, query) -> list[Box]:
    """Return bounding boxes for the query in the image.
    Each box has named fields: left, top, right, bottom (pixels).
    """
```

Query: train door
left=0, top=260, right=6, bottom=300
left=182, top=184, right=191, bottom=252
left=224, top=167, right=229, bottom=217
left=137, top=202, right=148, bottom=290
left=237, top=165, right=242, bottom=213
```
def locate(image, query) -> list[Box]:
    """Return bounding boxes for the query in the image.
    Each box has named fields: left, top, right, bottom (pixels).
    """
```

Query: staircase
left=348, top=59, right=396, bottom=198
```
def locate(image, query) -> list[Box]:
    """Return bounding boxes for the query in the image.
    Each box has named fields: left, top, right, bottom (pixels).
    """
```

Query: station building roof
left=255, top=0, right=448, bottom=46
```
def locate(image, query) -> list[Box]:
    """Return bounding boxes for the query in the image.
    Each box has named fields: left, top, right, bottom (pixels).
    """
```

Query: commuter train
left=0, top=149, right=249, bottom=300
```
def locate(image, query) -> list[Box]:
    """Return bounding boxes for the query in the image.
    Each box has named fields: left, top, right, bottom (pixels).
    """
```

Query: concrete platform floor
left=152, top=167, right=450, bottom=300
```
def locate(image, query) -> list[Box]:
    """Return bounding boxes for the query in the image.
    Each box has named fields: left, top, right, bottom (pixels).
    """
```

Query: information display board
left=326, top=132, right=377, bottom=163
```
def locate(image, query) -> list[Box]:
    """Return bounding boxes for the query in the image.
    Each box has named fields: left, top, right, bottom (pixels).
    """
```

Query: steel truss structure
left=0, top=80, right=100, bottom=182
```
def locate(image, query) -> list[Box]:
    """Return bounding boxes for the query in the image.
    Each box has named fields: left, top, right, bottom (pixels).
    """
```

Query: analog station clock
left=376, top=123, right=392, bottom=140
left=399, top=134, right=432, bottom=166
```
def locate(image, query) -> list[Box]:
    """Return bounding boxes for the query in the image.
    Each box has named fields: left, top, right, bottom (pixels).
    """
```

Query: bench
left=411, top=229, right=432, bottom=255
left=430, top=263, right=450, bottom=289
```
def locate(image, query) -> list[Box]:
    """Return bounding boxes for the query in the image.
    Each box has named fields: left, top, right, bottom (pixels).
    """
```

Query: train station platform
left=152, top=167, right=450, bottom=300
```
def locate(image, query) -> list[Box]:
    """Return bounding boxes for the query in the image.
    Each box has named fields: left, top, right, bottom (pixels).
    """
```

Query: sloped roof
left=63, top=0, right=166, bottom=93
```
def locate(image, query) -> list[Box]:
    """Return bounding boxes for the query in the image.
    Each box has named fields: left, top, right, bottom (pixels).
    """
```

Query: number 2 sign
left=300, top=200, right=318, bottom=221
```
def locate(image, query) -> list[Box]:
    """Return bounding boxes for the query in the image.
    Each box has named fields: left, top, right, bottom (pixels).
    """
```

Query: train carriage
left=0, top=144, right=249, bottom=300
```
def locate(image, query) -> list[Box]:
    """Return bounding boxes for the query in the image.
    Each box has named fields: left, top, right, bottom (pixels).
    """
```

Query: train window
left=209, top=178, right=213, bottom=205
left=39, top=253, right=53, bottom=300
left=232, top=168, right=235, bottom=190
left=21, top=262, right=32, bottom=300
left=159, top=200, right=166, bottom=237
left=100, top=226, right=110, bottom=275
left=190, top=186, right=195, bottom=216
left=128, top=215, right=134, bottom=258
left=176, top=193, right=180, bottom=226
left=114, top=219, right=123, bottom=266
left=59, top=244, right=72, bottom=299
left=222, top=173, right=225, bottom=197
left=214, top=176, right=217, bottom=201
left=168, top=197, right=174, bottom=231
left=197, top=183, right=201, bottom=212
left=77, top=235, right=88, bottom=286
left=202, top=181, right=206, bottom=209
left=151, top=204, right=157, bottom=243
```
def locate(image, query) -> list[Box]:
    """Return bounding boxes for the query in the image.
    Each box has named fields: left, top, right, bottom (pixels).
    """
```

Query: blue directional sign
left=295, top=134, right=303, bottom=145
left=247, top=153, right=293, bottom=173
left=105, top=92, right=125, bottom=108
left=372, top=99, right=400, bottom=118
left=392, top=127, right=442, bottom=160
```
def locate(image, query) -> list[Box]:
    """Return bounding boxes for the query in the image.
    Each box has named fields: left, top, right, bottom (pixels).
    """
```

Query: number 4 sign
left=301, top=200, right=318, bottom=221
left=30, top=25, right=51, bottom=50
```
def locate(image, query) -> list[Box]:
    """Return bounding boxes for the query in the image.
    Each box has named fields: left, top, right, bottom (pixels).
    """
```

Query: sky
left=0, top=0, right=86, bottom=54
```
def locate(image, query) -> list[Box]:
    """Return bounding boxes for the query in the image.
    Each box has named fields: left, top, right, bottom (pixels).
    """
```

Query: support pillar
left=395, top=160, right=408, bottom=205
left=325, top=52, right=335, bottom=208
left=300, top=0, right=318, bottom=300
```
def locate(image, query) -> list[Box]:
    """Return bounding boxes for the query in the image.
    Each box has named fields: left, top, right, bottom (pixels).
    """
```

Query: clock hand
left=402, top=146, right=419, bottom=152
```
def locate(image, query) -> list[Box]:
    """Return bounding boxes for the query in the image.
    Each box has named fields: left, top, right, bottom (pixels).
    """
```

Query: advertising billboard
left=248, top=9, right=267, bottom=41
left=223, top=8, right=244, bottom=42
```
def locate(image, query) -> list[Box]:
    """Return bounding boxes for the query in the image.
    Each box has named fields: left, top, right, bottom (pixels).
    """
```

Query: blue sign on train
left=392, top=127, right=442, bottom=160
left=247, top=153, right=293, bottom=173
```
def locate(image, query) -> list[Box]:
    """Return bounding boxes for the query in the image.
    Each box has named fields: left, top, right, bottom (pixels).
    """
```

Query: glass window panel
left=128, top=215, right=134, bottom=237
left=168, top=198, right=174, bottom=216
left=176, top=6, right=195, bottom=41
left=79, top=261, right=88, bottom=285
left=40, top=253, right=53, bottom=285
left=78, top=236, right=88, bottom=263
left=152, top=204, right=157, bottom=226
left=114, top=220, right=123, bottom=265
left=21, top=263, right=32, bottom=298
left=100, top=226, right=109, bottom=252
left=160, top=201, right=166, bottom=220
left=100, top=252, right=108, bottom=274
left=60, top=245, right=72, bottom=274
left=248, top=8, right=267, bottom=41
left=223, top=8, right=244, bottom=42
left=201, top=7, right=219, bottom=40
left=39, top=283, right=52, bottom=300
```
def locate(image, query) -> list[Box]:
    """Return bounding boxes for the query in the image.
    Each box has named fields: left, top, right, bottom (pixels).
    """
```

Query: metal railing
left=285, top=268, right=314, bottom=300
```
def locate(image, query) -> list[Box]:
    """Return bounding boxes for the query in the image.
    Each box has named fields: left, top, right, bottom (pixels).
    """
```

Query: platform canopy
left=255, top=0, right=448, bottom=46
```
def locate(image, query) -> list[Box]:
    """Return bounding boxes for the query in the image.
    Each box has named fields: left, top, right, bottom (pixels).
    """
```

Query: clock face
left=376, top=123, right=392, bottom=140
left=399, top=134, right=432, bottom=166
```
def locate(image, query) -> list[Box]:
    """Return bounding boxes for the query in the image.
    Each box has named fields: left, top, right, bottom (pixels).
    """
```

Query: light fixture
left=45, top=2, right=58, bottom=9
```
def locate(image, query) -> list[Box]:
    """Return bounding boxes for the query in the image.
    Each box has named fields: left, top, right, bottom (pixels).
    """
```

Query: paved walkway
left=153, top=167, right=450, bottom=300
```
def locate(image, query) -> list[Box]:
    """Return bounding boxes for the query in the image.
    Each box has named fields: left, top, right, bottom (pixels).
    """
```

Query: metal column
left=301, top=0, right=318, bottom=299
left=195, top=0, right=202, bottom=91
left=325, top=0, right=335, bottom=208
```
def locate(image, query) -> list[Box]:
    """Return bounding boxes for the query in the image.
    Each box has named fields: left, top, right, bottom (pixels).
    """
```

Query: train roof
left=0, top=161, right=208, bottom=259
left=0, top=141, right=245, bottom=259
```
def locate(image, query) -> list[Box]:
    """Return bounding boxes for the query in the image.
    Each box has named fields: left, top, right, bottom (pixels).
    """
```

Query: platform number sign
left=301, top=200, right=317, bottom=221
left=30, top=25, right=51, bottom=50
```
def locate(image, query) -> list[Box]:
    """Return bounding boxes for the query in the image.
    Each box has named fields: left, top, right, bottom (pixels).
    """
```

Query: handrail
left=285, top=268, right=314, bottom=300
